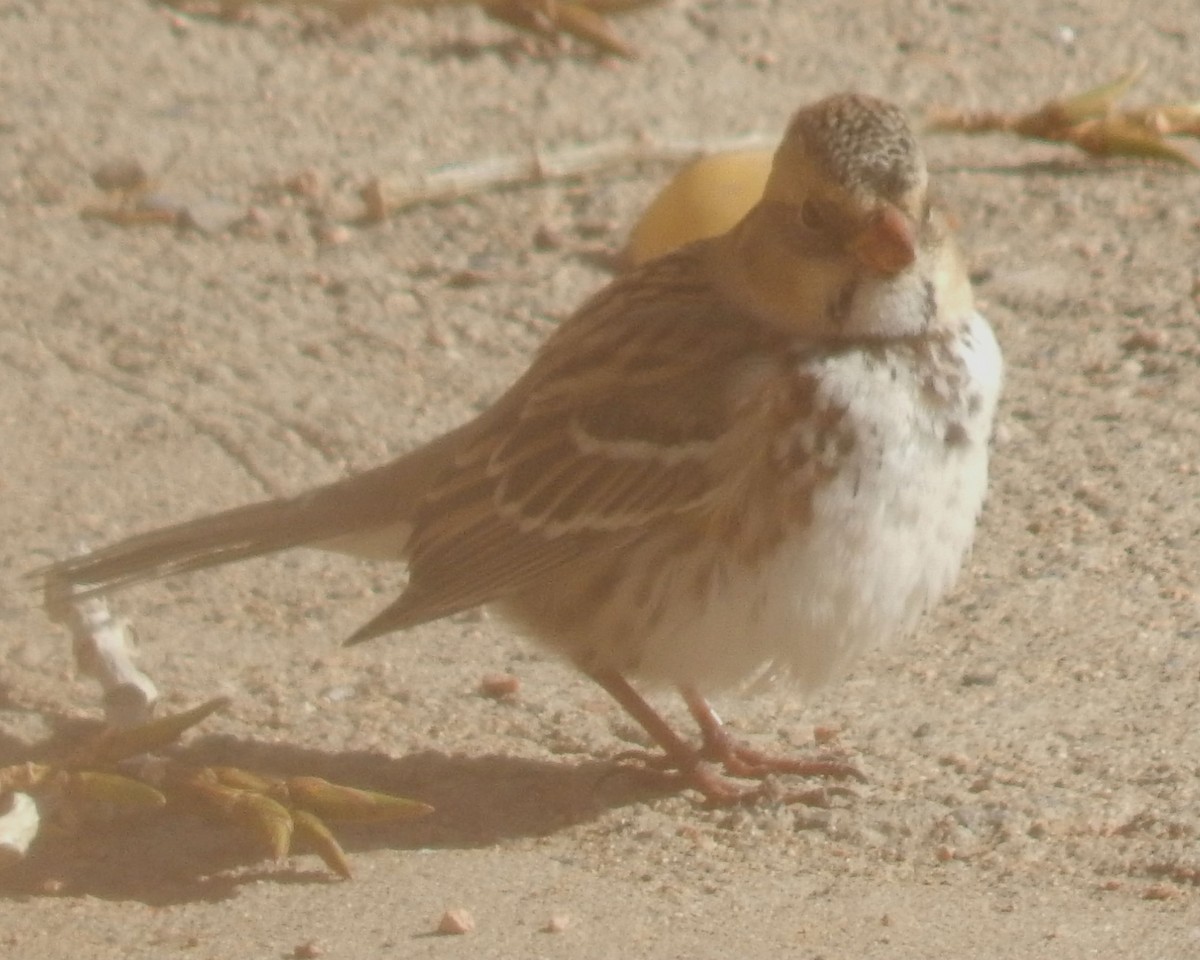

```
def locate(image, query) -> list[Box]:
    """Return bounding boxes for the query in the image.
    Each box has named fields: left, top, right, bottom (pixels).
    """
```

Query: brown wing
left=345, top=247, right=792, bottom=644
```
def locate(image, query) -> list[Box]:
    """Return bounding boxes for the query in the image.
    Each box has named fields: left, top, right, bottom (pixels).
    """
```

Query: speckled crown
left=785, top=94, right=925, bottom=198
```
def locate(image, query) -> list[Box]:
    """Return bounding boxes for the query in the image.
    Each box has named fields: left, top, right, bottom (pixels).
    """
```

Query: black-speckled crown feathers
left=784, top=93, right=926, bottom=200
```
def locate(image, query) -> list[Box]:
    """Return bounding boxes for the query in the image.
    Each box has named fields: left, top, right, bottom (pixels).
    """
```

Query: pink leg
left=682, top=686, right=865, bottom=785
left=588, top=670, right=862, bottom=807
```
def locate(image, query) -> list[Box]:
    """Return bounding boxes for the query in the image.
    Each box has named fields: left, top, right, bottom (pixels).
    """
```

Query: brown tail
left=38, top=424, right=470, bottom=598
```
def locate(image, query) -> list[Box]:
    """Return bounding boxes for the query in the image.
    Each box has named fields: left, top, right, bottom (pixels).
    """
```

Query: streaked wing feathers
left=354, top=247, right=790, bottom=639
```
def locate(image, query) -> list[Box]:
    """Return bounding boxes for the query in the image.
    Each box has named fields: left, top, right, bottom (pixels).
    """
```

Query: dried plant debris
left=929, top=68, right=1199, bottom=168
left=478, top=0, right=655, bottom=58
left=44, top=566, right=159, bottom=729
left=159, top=0, right=664, bottom=58
left=0, top=698, right=432, bottom=880
left=76, top=71, right=1194, bottom=259
left=352, top=132, right=775, bottom=223
left=21, top=578, right=433, bottom=879
left=80, top=156, right=266, bottom=234
left=620, top=72, right=1200, bottom=265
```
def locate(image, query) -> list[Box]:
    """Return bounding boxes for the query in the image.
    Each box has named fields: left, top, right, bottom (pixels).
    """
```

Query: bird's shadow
left=0, top=705, right=674, bottom=905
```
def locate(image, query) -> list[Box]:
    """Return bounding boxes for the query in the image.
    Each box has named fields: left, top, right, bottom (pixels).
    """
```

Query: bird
left=39, top=93, right=1003, bottom=806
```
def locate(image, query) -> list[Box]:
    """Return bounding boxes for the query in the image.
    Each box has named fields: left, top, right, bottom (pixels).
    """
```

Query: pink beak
left=849, top=206, right=916, bottom=277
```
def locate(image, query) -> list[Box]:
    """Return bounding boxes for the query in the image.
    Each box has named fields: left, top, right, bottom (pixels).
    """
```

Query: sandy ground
left=3, top=0, right=1200, bottom=957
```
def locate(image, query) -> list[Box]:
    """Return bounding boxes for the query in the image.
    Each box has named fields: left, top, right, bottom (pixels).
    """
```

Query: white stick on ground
left=361, top=133, right=777, bottom=220
left=43, top=547, right=159, bottom=728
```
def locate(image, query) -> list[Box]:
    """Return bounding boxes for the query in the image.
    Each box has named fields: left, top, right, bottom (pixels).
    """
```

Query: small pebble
left=438, top=908, right=475, bottom=935
left=532, top=224, right=564, bottom=251
left=358, top=178, right=389, bottom=224
left=543, top=915, right=571, bottom=934
left=284, top=168, right=324, bottom=199
left=446, top=269, right=492, bottom=289
left=313, top=223, right=352, bottom=247
left=91, top=157, right=148, bottom=192
left=479, top=673, right=521, bottom=699
left=1121, top=329, right=1168, bottom=353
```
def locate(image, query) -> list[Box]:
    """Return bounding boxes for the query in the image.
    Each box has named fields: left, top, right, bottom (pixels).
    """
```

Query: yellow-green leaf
left=292, top=809, right=351, bottom=880
left=68, top=771, right=166, bottom=810
left=286, top=776, right=434, bottom=824
left=1053, top=66, right=1145, bottom=124
left=88, top=697, right=230, bottom=764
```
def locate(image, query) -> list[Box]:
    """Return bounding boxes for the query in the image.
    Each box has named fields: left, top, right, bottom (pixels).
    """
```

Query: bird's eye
left=772, top=199, right=842, bottom=253
left=800, top=199, right=829, bottom=232
left=801, top=199, right=840, bottom=236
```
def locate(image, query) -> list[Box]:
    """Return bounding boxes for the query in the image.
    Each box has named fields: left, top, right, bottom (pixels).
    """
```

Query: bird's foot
left=698, top=731, right=865, bottom=784
left=590, top=671, right=864, bottom=807
left=680, top=685, right=864, bottom=806
left=611, top=745, right=859, bottom=808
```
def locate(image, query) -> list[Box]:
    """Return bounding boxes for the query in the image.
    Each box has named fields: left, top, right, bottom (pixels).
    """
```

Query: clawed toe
left=591, top=673, right=864, bottom=808
left=608, top=745, right=863, bottom=808
left=700, top=740, right=866, bottom=785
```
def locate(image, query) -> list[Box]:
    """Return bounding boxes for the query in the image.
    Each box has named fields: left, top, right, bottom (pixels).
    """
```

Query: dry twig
left=929, top=68, right=1199, bottom=168
left=356, top=132, right=776, bottom=221
left=159, top=0, right=664, bottom=58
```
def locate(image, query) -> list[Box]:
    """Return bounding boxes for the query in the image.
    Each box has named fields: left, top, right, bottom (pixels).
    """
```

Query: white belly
left=627, top=311, right=1003, bottom=692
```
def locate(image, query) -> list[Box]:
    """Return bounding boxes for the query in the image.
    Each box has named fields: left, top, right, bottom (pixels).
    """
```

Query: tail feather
left=41, top=493, right=329, bottom=597
left=37, top=424, right=472, bottom=598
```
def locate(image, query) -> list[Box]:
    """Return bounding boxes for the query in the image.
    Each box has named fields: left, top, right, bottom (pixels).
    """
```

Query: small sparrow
left=41, top=94, right=1002, bottom=805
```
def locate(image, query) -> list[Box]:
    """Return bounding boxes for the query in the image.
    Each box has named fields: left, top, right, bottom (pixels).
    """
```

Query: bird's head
left=713, top=93, right=972, bottom=340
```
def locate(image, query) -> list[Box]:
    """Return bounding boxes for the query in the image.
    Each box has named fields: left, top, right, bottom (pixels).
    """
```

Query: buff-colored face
left=714, top=93, right=969, bottom=339
left=766, top=94, right=929, bottom=269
